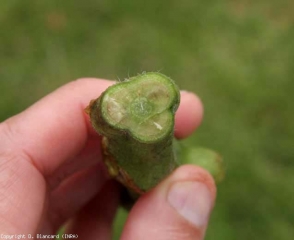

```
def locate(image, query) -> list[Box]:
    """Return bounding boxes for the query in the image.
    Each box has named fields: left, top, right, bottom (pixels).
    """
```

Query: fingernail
left=167, top=181, right=212, bottom=227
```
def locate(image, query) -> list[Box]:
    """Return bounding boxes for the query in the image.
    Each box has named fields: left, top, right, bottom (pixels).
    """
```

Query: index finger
left=1, top=78, right=113, bottom=176
left=0, top=78, right=203, bottom=176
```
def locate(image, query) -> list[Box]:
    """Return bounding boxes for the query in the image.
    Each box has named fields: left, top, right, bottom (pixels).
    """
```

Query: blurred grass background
left=1, top=0, right=294, bottom=239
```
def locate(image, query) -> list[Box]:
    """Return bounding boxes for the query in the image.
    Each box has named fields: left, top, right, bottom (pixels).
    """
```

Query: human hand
left=0, top=78, right=216, bottom=239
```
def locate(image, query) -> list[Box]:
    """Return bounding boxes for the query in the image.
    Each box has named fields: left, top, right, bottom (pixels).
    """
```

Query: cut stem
left=88, top=72, right=180, bottom=193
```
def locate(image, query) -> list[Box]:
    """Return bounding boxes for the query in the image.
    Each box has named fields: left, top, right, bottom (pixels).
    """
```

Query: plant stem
left=87, top=72, right=180, bottom=194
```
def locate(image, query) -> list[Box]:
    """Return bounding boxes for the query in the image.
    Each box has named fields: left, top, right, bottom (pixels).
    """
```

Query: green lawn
left=1, top=1, right=294, bottom=239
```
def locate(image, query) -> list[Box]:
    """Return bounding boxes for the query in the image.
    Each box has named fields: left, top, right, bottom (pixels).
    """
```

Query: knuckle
left=0, top=152, right=18, bottom=191
left=61, top=78, right=101, bottom=94
left=71, top=77, right=91, bottom=85
left=0, top=119, right=16, bottom=150
left=0, top=120, right=38, bottom=173
left=68, top=77, right=99, bottom=88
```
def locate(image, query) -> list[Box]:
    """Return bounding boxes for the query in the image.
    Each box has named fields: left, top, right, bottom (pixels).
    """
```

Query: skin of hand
left=0, top=78, right=216, bottom=240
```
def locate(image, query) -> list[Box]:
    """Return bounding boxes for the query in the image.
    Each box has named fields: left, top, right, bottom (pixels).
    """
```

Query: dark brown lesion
left=84, top=99, right=96, bottom=115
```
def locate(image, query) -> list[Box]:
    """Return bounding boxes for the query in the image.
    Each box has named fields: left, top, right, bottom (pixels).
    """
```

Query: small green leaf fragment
left=182, top=147, right=225, bottom=183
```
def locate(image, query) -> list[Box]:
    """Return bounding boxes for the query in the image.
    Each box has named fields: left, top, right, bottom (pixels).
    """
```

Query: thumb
left=120, top=165, right=216, bottom=240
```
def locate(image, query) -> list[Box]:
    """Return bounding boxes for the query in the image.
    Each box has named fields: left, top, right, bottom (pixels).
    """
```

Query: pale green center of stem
left=130, top=97, right=153, bottom=118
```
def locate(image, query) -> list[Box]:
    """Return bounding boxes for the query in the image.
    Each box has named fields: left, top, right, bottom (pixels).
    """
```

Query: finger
left=175, top=91, right=203, bottom=139
left=65, top=180, right=120, bottom=239
left=0, top=78, right=113, bottom=234
left=121, top=165, right=216, bottom=240
left=47, top=138, right=102, bottom=190
left=47, top=163, right=108, bottom=231
left=1, top=78, right=114, bottom=177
